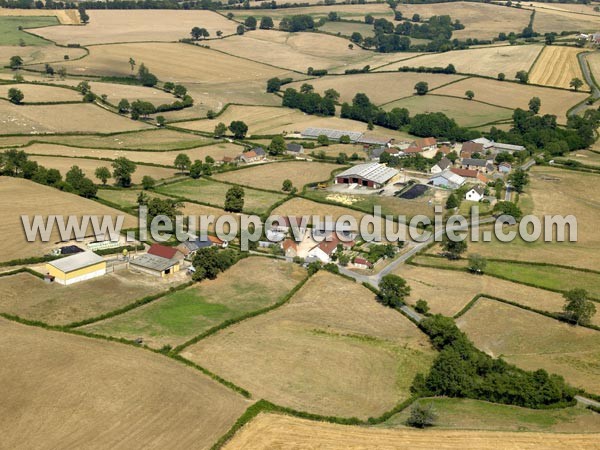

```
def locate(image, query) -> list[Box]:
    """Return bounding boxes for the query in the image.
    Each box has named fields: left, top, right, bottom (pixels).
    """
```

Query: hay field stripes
left=529, top=45, right=589, bottom=91
left=0, top=8, right=81, bottom=25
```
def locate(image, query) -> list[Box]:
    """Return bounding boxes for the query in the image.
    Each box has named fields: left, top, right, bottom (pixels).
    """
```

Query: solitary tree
left=515, top=70, right=529, bottom=84
left=414, top=81, right=429, bottom=95
left=141, top=175, right=156, bottom=190
left=118, top=98, right=130, bottom=114
left=317, top=134, right=330, bottom=146
left=9, top=55, right=23, bottom=70
left=214, top=122, right=227, bottom=138
left=465, top=90, right=475, bottom=100
left=266, top=77, right=282, bottom=93
left=228, top=120, right=248, bottom=139
left=174, top=153, right=192, bottom=172
left=173, top=84, right=187, bottom=98
left=236, top=24, right=245, bottom=35
left=528, top=96, right=541, bottom=114
left=497, top=72, right=506, bottom=81
left=111, top=157, right=137, bottom=187
left=445, top=193, right=459, bottom=209
left=563, top=289, right=596, bottom=326
left=415, top=299, right=430, bottom=314
left=508, top=168, right=529, bottom=193
left=94, top=166, right=111, bottom=185
left=260, top=16, right=274, bottom=29
left=406, top=404, right=437, bottom=428
left=570, top=77, right=584, bottom=91
left=441, top=234, right=467, bottom=259
left=129, top=57, right=136, bottom=73
left=379, top=274, right=411, bottom=307
left=468, top=254, right=487, bottom=274
left=244, top=16, right=257, bottom=29
left=8, top=88, right=24, bottom=104
left=268, top=135, right=286, bottom=155
left=224, top=185, right=245, bottom=212
left=156, top=116, right=166, bottom=127
left=282, top=179, right=293, bottom=191
left=191, top=27, right=209, bottom=40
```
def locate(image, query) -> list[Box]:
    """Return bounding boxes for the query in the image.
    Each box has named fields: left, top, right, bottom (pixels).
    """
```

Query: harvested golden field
left=0, top=44, right=86, bottom=65
left=377, top=45, right=542, bottom=79
left=587, top=51, right=600, bottom=88
left=0, top=318, right=249, bottom=449
left=229, top=4, right=394, bottom=24
left=0, top=102, right=151, bottom=134
left=209, top=30, right=388, bottom=73
left=532, top=8, right=600, bottom=34
left=571, top=149, right=600, bottom=166
left=183, top=272, right=434, bottom=418
left=87, top=81, right=175, bottom=106
left=529, top=45, right=588, bottom=90
left=395, top=265, right=572, bottom=319
left=0, top=83, right=80, bottom=102
left=526, top=2, right=600, bottom=16
left=0, top=270, right=183, bottom=325
left=434, top=77, right=588, bottom=123
left=57, top=42, right=290, bottom=83
left=31, top=10, right=237, bottom=45
left=395, top=2, right=531, bottom=40
left=383, top=95, right=512, bottom=128
left=176, top=105, right=412, bottom=141
left=84, top=257, right=306, bottom=348
left=0, top=128, right=214, bottom=150
left=288, top=72, right=463, bottom=105
left=213, top=161, right=340, bottom=191
left=30, top=156, right=178, bottom=184
left=457, top=299, right=600, bottom=394
left=0, top=177, right=136, bottom=262
left=223, top=413, right=600, bottom=450
left=0, top=8, right=80, bottom=24
left=467, top=167, right=600, bottom=270
left=24, top=142, right=242, bottom=166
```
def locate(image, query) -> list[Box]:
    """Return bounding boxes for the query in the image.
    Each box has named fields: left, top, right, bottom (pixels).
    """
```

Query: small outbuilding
left=45, top=251, right=106, bottom=285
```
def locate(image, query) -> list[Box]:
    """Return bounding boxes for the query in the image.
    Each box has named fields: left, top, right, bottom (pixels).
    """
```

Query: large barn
left=45, top=251, right=106, bottom=285
left=334, top=163, right=399, bottom=189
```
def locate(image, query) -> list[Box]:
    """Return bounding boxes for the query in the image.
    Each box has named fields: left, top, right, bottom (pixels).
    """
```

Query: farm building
left=334, top=162, right=399, bottom=188
left=301, top=127, right=363, bottom=142
left=286, top=143, right=304, bottom=155
left=465, top=186, right=485, bottom=202
left=352, top=257, right=373, bottom=270
left=499, top=162, right=512, bottom=174
left=148, top=243, right=184, bottom=261
left=45, top=251, right=106, bottom=286
left=461, top=158, right=494, bottom=173
left=237, top=149, right=265, bottom=164
left=414, top=137, right=437, bottom=151
left=429, top=170, right=465, bottom=189
left=451, top=168, right=489, bottom=184
left=357, top=134, right=394, bottom=146
left=129, top=254, right=181, bottom=277
left=491, top=142, right=525, bottom=154
left=460, top=141, right=485, bottom=158
left=176, top=236, right=226, bottom=258
left=431, top=157, right=452, bottom=174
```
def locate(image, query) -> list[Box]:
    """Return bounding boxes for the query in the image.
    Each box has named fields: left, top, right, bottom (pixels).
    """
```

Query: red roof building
left=147, top=243, right=180, bottom=260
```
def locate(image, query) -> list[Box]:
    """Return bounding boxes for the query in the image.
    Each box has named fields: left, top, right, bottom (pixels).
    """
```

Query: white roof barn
left=335, top=162, right=399, bottom=188
left=429, top=170, right=465, bottom=189
left=301, top=128, right=363, bottom=142
left=48, top=251, right=104, bottom=274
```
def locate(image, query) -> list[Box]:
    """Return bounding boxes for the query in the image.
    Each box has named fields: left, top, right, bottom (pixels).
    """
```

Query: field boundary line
left=172, top=270, right=313, bottom=354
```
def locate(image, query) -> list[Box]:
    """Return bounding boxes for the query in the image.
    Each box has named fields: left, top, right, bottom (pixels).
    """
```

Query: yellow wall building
left=46, top=251, right=106, bottom=285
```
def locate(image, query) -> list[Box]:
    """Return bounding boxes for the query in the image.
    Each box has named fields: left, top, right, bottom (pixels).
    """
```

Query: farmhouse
left=306, top=235, right=353, bottom=264
left=461, top=158, right=494, bottom=173
left=465, top=185, right=485, bottom=202
left=334, top=162, right=399, bottom=188
left=237, top=149, right=265, bottom=164
left=45, top=251, right=106, bottom=286
left=460, top=141, right=484, bottom=158
left=286, top=143, right=304, bottom=155
left=451, top=167, right=489, bottom=184
left=429, top=169, right=465, bottom=189
left=301, top=127, right=363, bottom=143
left=352, top=257, right=373, bottom=270
left=414, top=137, right=437, bottom=151
left=282, top=239, right=298, bottom=258
left=176, top=235, right=225, bottom=259
left=431, top=157, right=452, bottom=174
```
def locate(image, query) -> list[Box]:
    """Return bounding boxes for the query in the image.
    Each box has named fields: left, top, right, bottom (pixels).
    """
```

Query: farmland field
left=0, top=318, right=249, bottom=449
left=0, top=8, right=79, bottom=24
left=526, top=2, right=600, bottom=16
left=375, top=44, right=543, bottom=79
left=587, top=51, right=600, bottom=87
left=207, top=30, right=408, bottom=74
left=287, top=72, right=464, bottom=106
left=212, top=161, right=340, bottom=191
left=156, top=177, right=287, bottom=214
left=0, top=177, right=136, bottom=262
left=395, top=265, right=577, bottom=320
left=383, top=95, right=512, bottom=127
left=87, top=81, right=176, bottom=106
left=56, top=42, right=291, bottom=83
left=0, top=44, right=86, bottom=65
left=24, top=142, right=242, bottom=166
left=30, top=156, right=178, bottom=184
left=394, top=2, right=531, bottom=40
left=0, top=102, right=151, bottom=134
left=0, top=270, right=183, bottom=325
left=175, top=105, right=413, bottom=141
left=84, top=257, right=306, bottom=348
left=384, top=398, right=600, bottom=433
left=571, top=149, right=600, bottom=166
left=0, top=128, right=214, bottom=150
left=0, top=16, right=58, bottom=46
left=223, top=413, right=599, bottom=449
left=0, top=83, right=80, bottom=103
left=457, top=299, right=600, bottom=393
left=30, top=10, right=238, bottom=45
left=318, top=20, right=376, bottom=38
left=529, top=45, right=588, bottom=90
left=433, top=77, right=588, bottom=124
left=532, top=8, right=600, bottom=34
left=183, top=271, right=435, bottom=418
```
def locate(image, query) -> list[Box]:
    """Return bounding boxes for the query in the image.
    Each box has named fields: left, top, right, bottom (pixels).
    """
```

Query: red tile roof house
left=460, top=141, right=484, bottom=159
left=282, top=239, right=298, bottom=258
left=450, top=168, right=489, bottom=184
left=147, top=243, right=184, bottom=261
left=352, top=257, right=373, bottom=270
left=307, top=235, right=354, bottom=263
left=414, top=137, right=437, bottom=150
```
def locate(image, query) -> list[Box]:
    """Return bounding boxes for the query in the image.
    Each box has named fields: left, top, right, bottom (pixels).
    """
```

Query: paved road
left=575, top=395, right=600, bottom=409
left=520, top=159, right=536, bottom=171
left=570, top=52, right=600, bottom=117
left=504, top=183, right=512, bottom=202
